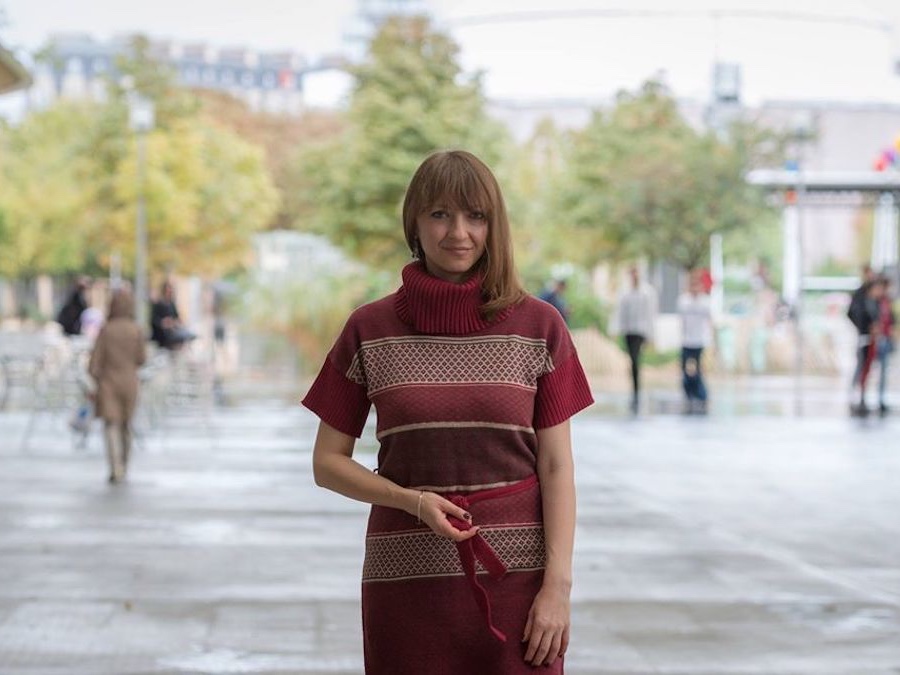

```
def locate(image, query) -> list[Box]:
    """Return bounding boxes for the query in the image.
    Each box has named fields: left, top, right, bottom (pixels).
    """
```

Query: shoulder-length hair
left=402, top=150, right=526, bottom=318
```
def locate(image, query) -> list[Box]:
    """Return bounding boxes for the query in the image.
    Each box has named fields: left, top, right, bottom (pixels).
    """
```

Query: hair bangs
left=430, top=156, right=494, bottom=218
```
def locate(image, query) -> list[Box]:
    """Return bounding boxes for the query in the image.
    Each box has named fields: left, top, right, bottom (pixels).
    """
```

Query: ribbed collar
left=395, top=262, right=495, bottom=335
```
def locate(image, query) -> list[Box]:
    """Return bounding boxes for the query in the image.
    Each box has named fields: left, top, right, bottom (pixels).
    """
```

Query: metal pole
left=794, top=163, right=806, bottom=416
left=135, top=130, right=148, bottom=330
left=110, top=251, right=122, bottom=287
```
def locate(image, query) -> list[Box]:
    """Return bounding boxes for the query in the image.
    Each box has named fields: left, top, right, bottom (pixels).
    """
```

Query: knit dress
left=303, top=262, right=593, bottom=675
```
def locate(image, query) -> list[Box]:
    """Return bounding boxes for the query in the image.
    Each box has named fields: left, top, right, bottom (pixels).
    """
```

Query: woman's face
left=415, top=202, right=488, bottom=283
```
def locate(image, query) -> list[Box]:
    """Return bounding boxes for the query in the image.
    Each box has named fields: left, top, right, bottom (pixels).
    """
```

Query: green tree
left=297, top=15, right=510, bottom=268
left=0, top=102, right=100, bottom=277
left=195, top=89, right=346, bottom=232
left=0, top=36, right=280, bottom=280
left=97, top=116, right=278, bottom=278
left=555, top=80, right=785, bottom=270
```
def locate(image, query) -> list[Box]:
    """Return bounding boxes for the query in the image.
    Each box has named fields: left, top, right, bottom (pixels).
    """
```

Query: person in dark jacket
left=848, top=276, right=884, bottom=416
left=847, top=265, right=876, bottom=414
left=56, top=277, right=91, bottom=336
left=538, top=278, right=570, bottom=324
left=150, top=281, right=196, bottom=350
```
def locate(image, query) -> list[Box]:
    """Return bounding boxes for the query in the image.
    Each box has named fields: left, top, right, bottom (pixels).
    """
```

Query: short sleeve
left=302, top=312, right=372, bottom=438
left=533, top=308, right=594, bottom=430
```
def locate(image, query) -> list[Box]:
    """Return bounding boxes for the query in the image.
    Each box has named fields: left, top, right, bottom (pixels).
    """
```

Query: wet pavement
left=0, top=387, right=899, bottom=674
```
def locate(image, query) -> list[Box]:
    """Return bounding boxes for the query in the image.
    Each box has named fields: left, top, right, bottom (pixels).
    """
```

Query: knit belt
left=445, top=474, right=540, bottom=643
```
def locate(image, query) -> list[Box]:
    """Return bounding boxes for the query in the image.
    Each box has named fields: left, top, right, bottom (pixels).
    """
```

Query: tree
left=296, top=15, right=510, bottom=268
left=194, top=90, right=346, bottom=231
left=97, top=116, right=279, bottom=278
left=0, top=102, right=100, bottom=277
left=94, top=37, right=280, bottom=278
left=0, top=36, right=280, bottom=280
left=554, top=80, right=786, bottom=270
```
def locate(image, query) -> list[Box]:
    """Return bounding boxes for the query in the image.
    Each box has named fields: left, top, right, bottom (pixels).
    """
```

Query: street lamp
left=126, top=89, right=154, bottom=331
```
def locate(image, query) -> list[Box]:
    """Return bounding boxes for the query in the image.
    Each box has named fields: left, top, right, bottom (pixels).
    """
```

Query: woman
left=303, top=150, right=593, bottom=674
left=89, top=286, right=146, bottom=483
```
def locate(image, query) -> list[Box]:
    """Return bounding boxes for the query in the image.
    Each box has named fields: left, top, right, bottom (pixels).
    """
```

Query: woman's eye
left=469, top=211, right=486, bottom=220
left=430, top=210, right=447, bottom=219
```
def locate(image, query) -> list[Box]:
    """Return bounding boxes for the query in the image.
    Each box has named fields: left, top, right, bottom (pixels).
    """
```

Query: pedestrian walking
left=88, top=287, right=146, bottom=483
left=678, top=270, right=712, bottom=415
left=847, top=272, right=884, bottom=417
left=873, top=276, right=896, bottom=416
left=847, top=264, right=876, bottom=410
left=303, top=150, right=593, bottom=674
left=612, top=266, right=658, bottom=413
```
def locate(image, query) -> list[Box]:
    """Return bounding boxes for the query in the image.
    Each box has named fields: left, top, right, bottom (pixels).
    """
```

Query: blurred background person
left=88, top=287, right=146, bottom=483
left=538, top=277, right=570, bottom=324
left=874, top=276, right=895, bottom=416
left=848, top=275, right=884, bottom=417
left=847, top=264, right=877, bottom=411
left=613, top=266, right=658, bottom=414
left=150, top=280, right=196, bottom=351
left=55, top=276, right=91, bottom=337
left=678, top=270, right=712, bottom=415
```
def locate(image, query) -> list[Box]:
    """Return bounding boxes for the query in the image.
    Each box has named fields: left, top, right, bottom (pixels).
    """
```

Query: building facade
left=28, top=33, right=344, bottom=114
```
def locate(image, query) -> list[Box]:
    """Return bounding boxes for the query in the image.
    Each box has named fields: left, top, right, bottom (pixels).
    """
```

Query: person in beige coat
left=89, top=287, right=147, bottom=483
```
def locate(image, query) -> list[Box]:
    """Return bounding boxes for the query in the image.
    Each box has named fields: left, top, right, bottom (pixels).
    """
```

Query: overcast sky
left=3, top=0, right=900, bottom=106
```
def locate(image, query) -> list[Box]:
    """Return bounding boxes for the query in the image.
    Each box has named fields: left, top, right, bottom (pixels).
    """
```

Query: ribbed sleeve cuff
left=533, top=354, right=594, bottom=429
left=302, top=358, right=371, bottom=438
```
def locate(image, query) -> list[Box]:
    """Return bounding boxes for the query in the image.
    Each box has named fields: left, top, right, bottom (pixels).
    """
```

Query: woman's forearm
left=314, top=451, right=419, bottom=516
left=539, top=463, right=576, bottom=588
left=536, top=423, right=576, bottom=589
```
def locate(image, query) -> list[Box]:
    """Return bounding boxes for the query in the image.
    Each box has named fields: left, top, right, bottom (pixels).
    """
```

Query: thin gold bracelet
left=416, top=491, right=425, bottom=524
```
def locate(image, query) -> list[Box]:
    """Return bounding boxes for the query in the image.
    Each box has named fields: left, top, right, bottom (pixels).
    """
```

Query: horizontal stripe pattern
left=376, top=421, right=535, bottom=441
left=408, top=478, right=533, bottom=493
left=363, top=525, right=545, bottom=583
left=346, top=335, right=554, bottom=395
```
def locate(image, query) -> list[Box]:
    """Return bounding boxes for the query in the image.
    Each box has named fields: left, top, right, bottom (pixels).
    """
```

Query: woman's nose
left=448, top=214, right=468, bottom=236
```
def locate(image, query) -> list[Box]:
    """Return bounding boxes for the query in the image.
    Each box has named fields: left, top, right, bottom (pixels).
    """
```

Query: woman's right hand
left=415, top=491, right=481, bottom=543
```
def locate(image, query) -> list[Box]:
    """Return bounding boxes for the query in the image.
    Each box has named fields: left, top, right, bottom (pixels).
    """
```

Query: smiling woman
left=402, top=151, right=525, bottom=319
left=413, top=204, right=487, bottom=283
left=303, top=149, right=594, bottom=674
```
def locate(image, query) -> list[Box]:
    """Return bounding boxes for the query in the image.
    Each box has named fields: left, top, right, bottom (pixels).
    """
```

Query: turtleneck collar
left=395, top=262, right=501, bottom=335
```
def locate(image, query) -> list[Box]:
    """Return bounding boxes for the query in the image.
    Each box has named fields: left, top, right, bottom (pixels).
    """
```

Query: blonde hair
left=402, top=150, right=526, bottom=318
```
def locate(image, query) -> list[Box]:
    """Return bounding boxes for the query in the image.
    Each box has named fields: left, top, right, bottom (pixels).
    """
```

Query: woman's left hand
left=522, top=583, right=570, bottom=666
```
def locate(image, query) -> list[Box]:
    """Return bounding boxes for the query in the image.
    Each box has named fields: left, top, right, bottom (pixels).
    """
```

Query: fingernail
left=464, top=512, right=472, bottom=521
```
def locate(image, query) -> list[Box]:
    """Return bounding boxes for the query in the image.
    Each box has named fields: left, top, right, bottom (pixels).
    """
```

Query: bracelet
left=416, top=491, right=425, bottom=524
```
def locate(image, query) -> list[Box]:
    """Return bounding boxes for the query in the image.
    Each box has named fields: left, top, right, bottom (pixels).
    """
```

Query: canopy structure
left=746, top=169, right=900, bottom=194
left=746, top=169, right=900, bottom=300
left=0, top=42, right=31, bottom=95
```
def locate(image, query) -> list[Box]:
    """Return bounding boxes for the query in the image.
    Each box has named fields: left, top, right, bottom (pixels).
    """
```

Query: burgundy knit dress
left=303, top=262, right=593, bottom=675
